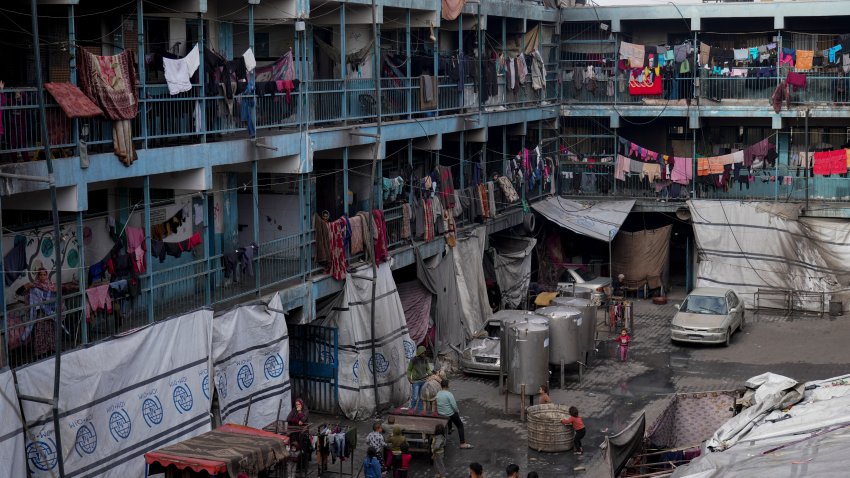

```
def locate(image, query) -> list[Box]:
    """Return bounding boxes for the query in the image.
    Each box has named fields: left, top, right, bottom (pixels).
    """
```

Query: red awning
left=144, top=424, right=289, bottom=477
left=44, top=82, right=103, bottom=118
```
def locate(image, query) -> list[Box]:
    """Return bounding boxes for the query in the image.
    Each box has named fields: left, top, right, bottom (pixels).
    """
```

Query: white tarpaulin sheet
left=490, top=235, right=537, bottom=309
left=319, top=262, right=414, bottom=420
left=15, top=309, right=214, bottom=478
left=688, top=200, right=846, bottom=309
left=212, top=294, right=291, bottom=429
left=453, top=227, right=493, bottom=337
left=675, top=373, right=850, bottom=477
left=1, top=368, right=26, bottom=478
left=533, top=198, right=635, bottom=242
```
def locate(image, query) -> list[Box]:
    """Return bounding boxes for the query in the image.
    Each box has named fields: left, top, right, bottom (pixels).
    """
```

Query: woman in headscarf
left=25, top=266, right=58, bottom=357
left=287, top=397, right=309, bottom=426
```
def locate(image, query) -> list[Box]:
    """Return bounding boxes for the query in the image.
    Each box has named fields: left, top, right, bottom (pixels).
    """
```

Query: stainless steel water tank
left=551, top=297, right=596, bottom=358
left=506, top=320, right=550, bottom=395
left=499, top=311, right=548, bottom=376
left=535, top=306, right=582, bottom=365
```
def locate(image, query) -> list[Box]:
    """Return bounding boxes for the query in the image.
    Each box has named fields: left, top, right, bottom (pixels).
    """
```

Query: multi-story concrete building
left=0, top=1, right=560, bottom=373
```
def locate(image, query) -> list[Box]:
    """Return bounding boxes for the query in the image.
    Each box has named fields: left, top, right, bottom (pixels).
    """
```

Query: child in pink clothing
left=616, top=328, right=631, bottom=362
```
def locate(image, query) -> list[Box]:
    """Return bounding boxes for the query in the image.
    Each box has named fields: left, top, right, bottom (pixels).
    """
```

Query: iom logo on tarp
left=173, top=385, right=194, bottom=413
left=74, top=423, right=97, bottom=456
left=352, top=360, right=360, bottom=384
left=403, top=340, right=416, bottom=359
left=369, top=353, right=390, bottom=376
left=27, top=439, right=58, bottom=471
left=143, top=396, right=164, bottom=427
left=217, top=373, right=228, bottom=400
left=109, top=409, right=132, bottom=441
left=202, top=375, right=210, bottom=400
left=237, top=364, right=255, bottom=390
left=264, top=354, right=285, bottom=379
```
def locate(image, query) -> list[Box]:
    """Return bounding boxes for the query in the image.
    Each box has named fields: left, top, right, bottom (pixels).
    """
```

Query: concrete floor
left=306, top=292, right=850, bottom=478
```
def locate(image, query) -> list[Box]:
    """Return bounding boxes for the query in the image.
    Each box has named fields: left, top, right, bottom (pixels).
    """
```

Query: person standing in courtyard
left=616, top=328, right=631, bottom=362
left=538, top=384, right=551, bottom=404
left=407, top=345, right=433, bottom=411
left=561, top=406, right=586, bottom=455
left=436, top=379, right=473, bottom=449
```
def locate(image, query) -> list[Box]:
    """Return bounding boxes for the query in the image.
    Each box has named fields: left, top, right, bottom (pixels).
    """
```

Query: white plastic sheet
left=212, top=294, right=291, bottom=429
left=688, top=200, right=844, bottom=309
left=0, top=368, right=26, bottom=478
left=533, top=198, right=635, bottom=242
left=319, top=262, right=415, bottom=420
left=15, top=309, right=213, bottom=478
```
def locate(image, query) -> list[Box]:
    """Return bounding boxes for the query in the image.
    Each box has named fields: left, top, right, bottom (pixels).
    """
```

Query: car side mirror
left=730, top=307, right=738, bottom=313
left=674, top=304, right=680, bottom=310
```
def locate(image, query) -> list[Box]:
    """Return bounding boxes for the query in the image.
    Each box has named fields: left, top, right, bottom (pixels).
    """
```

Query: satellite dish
left=675, top=207, right=691, bottom=221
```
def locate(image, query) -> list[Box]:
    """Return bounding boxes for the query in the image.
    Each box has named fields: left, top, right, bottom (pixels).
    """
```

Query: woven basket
left=526, top=404, right=575, bottom=452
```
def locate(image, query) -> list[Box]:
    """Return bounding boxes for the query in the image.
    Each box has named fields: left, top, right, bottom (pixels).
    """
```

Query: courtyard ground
left=308, top=291, right=850, bottom=477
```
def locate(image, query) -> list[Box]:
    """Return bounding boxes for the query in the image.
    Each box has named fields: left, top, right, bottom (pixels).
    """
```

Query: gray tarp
left=604, top=412, right=646, bottom=478
left=0, top=369, right=25, bottom=478
left=612, top=225, right=672, bottom=290
left=452, top=227, right=493, bottom=338
left=489, top=235, right=538, bottom=309
left=416, top=245, right=465, bottom=354
left=533, top=198, right=635, bottom=242
left=317, top=262, right=415, bottom=420
left=688, top=200, right=847, bottom=310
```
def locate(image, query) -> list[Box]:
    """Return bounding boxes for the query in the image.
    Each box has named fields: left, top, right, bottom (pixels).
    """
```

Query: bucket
left=526, top=404, right=575, bottom=452
left=830, top=300, right=843, bottom=316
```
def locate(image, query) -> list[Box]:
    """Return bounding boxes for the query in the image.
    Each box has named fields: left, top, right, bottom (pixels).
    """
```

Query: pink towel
left=615, top=155, right=631, bottom=181
left=671, top=157, right=693, bottom=185
left=85, top=284, right=112, bottom=321
left=126, top=226, right=145, bottom=251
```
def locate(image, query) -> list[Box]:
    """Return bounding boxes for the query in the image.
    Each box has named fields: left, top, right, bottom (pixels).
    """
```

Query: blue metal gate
left=289, top=324, right=339, bottom=413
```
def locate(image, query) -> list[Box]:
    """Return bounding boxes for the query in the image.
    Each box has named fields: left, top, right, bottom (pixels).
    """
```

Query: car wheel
left=724, top=328, right=732, bottom=347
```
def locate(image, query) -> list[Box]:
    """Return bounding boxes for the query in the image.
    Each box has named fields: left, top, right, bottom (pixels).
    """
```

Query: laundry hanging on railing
left=77, top=48, right=139, bottom=166
left=813, top=149, right=850, bottom=176
left=163, top=44, right=200, bottom=95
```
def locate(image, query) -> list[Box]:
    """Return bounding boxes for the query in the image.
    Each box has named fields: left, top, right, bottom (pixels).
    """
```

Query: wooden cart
left=386, top=408, right=449, bottom=453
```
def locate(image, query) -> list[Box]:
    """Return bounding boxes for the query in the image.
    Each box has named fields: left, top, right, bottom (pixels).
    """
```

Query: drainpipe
left=30, top=0, right=66, bottom=474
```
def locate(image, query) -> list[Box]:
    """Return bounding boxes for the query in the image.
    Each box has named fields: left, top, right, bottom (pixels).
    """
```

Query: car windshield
left=681, top=295, right=728, bottom=315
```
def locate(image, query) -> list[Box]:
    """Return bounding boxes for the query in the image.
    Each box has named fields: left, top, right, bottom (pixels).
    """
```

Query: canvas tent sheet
left=612, top=225, right=671, bottom=290
left=318, top=262, right=414, bottom=420
left=144, top=423, right=288, bottom=478
left=688, top=200, right=848, bottom=310
left=452, top=227, right=493, bottom=337
left=490, top=235, right=537, bottom=309
left=416, top=245, right=465, bottom=354
left=674, top=373, right=850, bottom=477
left=533, top=198, right=635, bottom=242
left=15, top=309, right=214, bottom=478
left=604, top=412, right=645, bottom=478
left=0, top=368, right=25, bottom=478
left=212, top=294, right=291, bottom=429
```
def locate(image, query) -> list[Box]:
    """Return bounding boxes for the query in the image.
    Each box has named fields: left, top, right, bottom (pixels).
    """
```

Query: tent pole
left=368, top=0, right=383, bottom=416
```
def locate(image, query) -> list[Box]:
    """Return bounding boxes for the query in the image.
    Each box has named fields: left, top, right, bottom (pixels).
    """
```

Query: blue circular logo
left=216, top=373, right=228, bottom=400
left=368, top=353, right=390, bottom=375
left=237, top=364, right=255, bottom=390
left=143, top=396, right=164, bottom=427
left=264, top=354, right=285, bottom=379
left=173, top=385, right=194, bottom=413
left=202, top=375, right=210, bottom=400
left=27, top=440, right=57, bottom=471
left=75, top=424, right=97, bottom=456
left=403, top=340, right=416, bottom=359
left=109, top=410, right=132, bottom=441
left=352, top=360, right=360, bottom=383
left=320, top=350, right=335, bottom=364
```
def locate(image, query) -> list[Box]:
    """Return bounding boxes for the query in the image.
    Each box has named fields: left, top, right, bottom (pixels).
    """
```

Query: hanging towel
left=786, top=71, right=807, bottom=90
left=670, top=157, right=693, bottom=185
left=813, top=150, right=848, bottom=175
left=243, top=48, right=257, bottom=72
left=795, top=50, right=814, bottom=70
left=620, top=41, right=645, bottom=68
left=163, top=45, right=200, bottom=95
left=699, top=42, right=711, bottom=65
left=733, top=48, right=749, bottom=61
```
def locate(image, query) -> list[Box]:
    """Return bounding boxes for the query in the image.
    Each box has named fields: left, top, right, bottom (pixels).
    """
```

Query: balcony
left=0, top=197, right=534, bottom=369
left=0, top=76, right=557, bottom=165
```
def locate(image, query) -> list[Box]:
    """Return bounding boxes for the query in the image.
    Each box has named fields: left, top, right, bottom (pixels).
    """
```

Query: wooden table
left=387, top=409, right=449, bottom=453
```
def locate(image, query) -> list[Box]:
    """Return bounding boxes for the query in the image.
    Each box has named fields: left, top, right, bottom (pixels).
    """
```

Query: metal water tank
left=535, top=306, right=582, bottom=365
left=498, top=311, right=547, bottom=373
left=551, top=297, right=596, bottom=357
left=506, top=320, right=550, bottom=395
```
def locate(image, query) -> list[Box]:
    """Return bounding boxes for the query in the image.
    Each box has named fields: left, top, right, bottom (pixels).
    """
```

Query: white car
left=557, top=267, right=612, bottom=298
left=671, top=287, right=745, bottom=346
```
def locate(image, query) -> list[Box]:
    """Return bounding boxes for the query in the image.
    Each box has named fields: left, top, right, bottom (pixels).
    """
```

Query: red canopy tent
left=144, top=424, right=289, bottom=477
